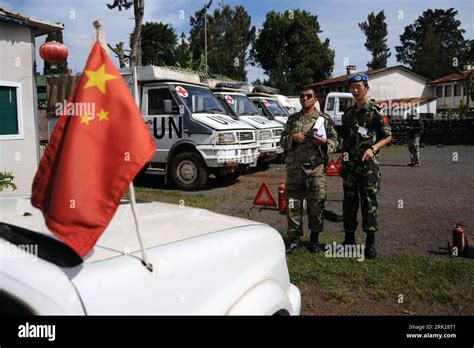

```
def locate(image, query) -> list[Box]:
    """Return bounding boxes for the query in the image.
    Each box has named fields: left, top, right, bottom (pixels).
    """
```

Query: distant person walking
left=407, top=115, right=424, bottom=167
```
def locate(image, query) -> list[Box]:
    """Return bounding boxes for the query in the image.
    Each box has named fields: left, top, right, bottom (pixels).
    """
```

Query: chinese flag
left=32, top=41, right=156, bottom=257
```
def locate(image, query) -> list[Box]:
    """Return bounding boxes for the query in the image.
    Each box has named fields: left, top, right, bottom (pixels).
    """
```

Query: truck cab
left=248, top=93, right=290, bottom=126
left=322, top=92, right=355, bottom=128
left=212, top=84, right=284, bottom=164
left=120, top=67, right=260, bottom=190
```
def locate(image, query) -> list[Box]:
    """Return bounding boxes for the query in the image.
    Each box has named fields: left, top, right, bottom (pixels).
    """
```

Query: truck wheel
left=170, top=152, right=209, bottom=190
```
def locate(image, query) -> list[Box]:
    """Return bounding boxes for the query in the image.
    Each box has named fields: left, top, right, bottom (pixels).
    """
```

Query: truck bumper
left=258, top=138, right=283, bottom=160
left=197, top=144, right=259, bottom=167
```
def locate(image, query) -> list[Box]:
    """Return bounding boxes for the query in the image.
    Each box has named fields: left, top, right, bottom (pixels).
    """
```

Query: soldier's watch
left=371, top=146, right=378, bottom=155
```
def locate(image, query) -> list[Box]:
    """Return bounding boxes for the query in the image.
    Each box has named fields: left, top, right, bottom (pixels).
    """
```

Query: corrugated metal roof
left=374, top=96, right=438, bottom=105
left=429, top=70, right=472, bottom=84
left=0, top=8, right=63, bottom=36
left=307, top=65, right=429, bottom=87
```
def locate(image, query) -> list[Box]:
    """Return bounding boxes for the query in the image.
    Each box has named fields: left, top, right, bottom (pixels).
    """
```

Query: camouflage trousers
left=285, top=164, right=327, bottom=241
left=408, top=134, right=421, bottom=164
left=341, top=160, right=381, bottom=234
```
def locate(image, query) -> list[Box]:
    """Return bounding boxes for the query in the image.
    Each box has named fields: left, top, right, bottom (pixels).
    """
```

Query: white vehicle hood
left=191, top=113, right=255, bottom=131
left=239, top=115, right=283, bottom=130
left=0, top=197, right=265, bottom=263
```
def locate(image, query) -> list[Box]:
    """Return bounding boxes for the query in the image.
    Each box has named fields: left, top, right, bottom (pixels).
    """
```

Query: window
left=454, top=84, right=461, bottom=96
left=339, top=98, right=355, bottom=112
left=435, top=86, right=443, bottom=97
left=326, top=98, right=335, bottom=111
left=0, top=82, right=22, bottom=138
left=148, top=88, right=179, bottom=115
left=445, top=85, right=452, bottom=97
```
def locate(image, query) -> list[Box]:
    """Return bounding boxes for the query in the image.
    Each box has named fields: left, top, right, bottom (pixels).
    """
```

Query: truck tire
left=170, top=152, right=209, bottom=191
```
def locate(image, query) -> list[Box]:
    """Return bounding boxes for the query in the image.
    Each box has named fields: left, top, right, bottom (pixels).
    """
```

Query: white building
left=307, top=65, right=436, bottom=119
left=428, top=67, right=473, bottom=115
left=309, top=65, right=433, bottom=100
left=0, top=8, right=63, bottom=196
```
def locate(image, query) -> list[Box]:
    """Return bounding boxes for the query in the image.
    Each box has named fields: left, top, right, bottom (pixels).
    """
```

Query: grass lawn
left=286, top=246, right=473, bottom=312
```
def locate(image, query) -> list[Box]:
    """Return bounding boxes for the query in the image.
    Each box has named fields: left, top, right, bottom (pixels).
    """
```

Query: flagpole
left=128, top=182, right=153, bottom=272
left=93, top=19, right=153, bottom=272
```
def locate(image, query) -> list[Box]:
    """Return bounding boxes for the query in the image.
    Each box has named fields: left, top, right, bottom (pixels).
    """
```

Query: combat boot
left=342, top=230, right=356, bottom=245
left=309, top=233, right=323, bottom=253
left=285, top=238, right=301, bottom=254
left=365, top=233, right=377, bottom=259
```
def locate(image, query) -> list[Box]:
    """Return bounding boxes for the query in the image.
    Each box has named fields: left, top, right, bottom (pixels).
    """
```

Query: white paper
left=312, top=117, right=326, bottom=139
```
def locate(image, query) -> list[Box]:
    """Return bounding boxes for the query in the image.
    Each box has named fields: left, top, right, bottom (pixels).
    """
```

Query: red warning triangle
left=335, top=155, right=343, bottom=169
left=253, top=182, right=277, bottom=207
left=326, top=159, right=339, bottom=176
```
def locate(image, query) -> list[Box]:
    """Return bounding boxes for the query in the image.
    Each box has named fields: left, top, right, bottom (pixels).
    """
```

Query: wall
left=369, top=68, right=433, bottom=100
left=0, top=21, right=38, bottom=197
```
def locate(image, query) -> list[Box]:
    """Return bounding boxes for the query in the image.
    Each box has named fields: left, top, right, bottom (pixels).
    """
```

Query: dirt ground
left=136, top=145, right=474, bottom=315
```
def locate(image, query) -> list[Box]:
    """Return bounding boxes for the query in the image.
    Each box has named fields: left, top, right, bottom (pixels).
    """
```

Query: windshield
left=174, top=84, right=227, bottom=114
left=264, top=99, right=288, bottom=117
left=223, top=94, right=259, bottom=116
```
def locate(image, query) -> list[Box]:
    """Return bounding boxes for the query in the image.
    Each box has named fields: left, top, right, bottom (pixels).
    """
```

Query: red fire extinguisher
left=449, top=222, right=466, bottom=257
left=278, top=184, right=286, bottom=214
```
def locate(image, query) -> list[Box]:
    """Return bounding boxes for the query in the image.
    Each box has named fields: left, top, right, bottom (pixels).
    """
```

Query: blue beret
left=347, top=73, right=368, bottom=84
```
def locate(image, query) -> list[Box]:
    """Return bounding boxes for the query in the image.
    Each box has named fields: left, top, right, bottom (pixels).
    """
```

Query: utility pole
left=204, top=0, right=213, bottom=75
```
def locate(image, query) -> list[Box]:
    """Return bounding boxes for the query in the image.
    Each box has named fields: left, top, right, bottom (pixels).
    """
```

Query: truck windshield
left=175, top=85, right=227, bottom=114
left=224, top=94, right=259, bottom=116
left=264, top=99, right=288, bottom=117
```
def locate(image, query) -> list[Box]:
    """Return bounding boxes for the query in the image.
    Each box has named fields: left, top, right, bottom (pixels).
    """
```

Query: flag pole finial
left=93, top=19, right=108, bottom=50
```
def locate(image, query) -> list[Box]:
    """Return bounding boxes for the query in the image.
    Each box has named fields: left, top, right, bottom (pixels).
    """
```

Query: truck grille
left=273, top=129, right=282, bottom=137
left=237, top=131, right=255, bottom=143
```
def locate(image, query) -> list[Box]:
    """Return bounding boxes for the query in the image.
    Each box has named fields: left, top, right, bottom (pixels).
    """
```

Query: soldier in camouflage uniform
left=407, top=115, right=424, bottom=167
left=339, top=73, right=392, bottom=259
left=280, top=87, right=339, bottom=254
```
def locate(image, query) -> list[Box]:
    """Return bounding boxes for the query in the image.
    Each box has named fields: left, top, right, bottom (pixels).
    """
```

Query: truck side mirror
left=163, top=100, right=172, bottom=114
left=258, top=107, right=263, bottom=116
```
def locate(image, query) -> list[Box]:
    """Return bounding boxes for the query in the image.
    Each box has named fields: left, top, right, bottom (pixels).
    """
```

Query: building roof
left=307, top=65, right=429, bottom=87
left=0, top=8, right=63, bottom=37
left=429, top=70, right=472, bottom=84
left=374, top=96, right=438, bottom=106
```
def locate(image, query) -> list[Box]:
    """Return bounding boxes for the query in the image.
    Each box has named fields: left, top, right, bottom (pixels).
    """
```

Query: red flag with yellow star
left=31, top=41, right=156, bottom=257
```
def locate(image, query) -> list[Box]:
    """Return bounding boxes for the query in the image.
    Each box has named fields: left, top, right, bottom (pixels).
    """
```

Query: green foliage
left=43, top=30, right=68, bottom=75
left=395, top=8, right=473, bottom=79
left=0, top=172, right=17, bottom=192
left=358, top=11, right=391, bottom=69
left=174, top=33, right=194, bottom=69
left=189, top=3, right=256, bottom=80
left=250, top=9, right=334, bottom=94
left=134, top=22, right=178, bottom=66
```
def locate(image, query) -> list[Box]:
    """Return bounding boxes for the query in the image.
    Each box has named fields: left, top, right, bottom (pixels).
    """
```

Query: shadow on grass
left=133, top=173, right=241, bottom=192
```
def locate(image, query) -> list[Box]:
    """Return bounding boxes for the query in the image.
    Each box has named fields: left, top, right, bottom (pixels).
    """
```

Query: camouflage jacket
left=340, top=100, right=392, bottom=161
left=280, top=110, right=339, bottom=168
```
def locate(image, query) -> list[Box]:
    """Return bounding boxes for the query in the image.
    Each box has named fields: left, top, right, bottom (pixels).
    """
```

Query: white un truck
left=120, top=66, right=260, bottom=190
left=211, top=82, right=284, bottom=165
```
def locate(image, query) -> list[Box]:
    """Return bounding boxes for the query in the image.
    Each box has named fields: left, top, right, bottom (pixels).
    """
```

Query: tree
left=107, top=0, right=144, bottom=67
left=395, top=8, right=473, bottom=79
left=358, top=11, right=391, bottom=69
left=174, top=33, right=193, bottom=69
left=135, top=22, right=177, bottom=66
left=189, top=3, right=256, bottom=80
left=43, top=30, right=68, bottom=74
left=251, top=9, right=334, bottom=94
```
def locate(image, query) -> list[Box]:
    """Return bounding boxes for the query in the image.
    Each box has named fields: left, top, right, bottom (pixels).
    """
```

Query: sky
left=3, top=0, right=473, bottom=82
